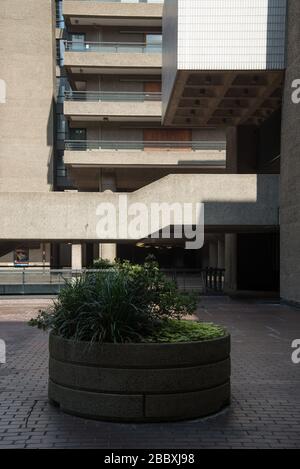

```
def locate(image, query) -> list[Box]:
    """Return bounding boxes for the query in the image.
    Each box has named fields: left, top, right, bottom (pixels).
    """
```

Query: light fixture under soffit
left=136, top=242, right=145, bottom=248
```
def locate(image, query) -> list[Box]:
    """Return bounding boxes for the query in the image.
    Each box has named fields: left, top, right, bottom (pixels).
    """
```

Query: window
left=70, top=34, right=86, bottom=51
left=69, top=128, right=87, bottom=141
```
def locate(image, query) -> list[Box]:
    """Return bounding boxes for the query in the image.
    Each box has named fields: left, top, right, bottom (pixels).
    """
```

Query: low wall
left=49, top=333, right=231, bottom=422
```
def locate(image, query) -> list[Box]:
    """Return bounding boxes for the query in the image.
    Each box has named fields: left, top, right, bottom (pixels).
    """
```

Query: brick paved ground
left=0, top=296, right=300, bottom=449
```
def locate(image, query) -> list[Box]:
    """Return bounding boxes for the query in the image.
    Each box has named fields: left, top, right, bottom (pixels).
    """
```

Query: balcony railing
left=65, top=140, right=226, bottom=151
left=65, top=91, right=162, bottom=102
left=64, top=41, right=162, bottom=53
left=0, top=267, right=223, bottom=295
left=64, top=1, right=163, bottom=3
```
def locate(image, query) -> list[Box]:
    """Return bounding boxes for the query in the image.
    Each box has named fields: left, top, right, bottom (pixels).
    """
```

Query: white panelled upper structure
left=163, top=0, right=287, bottom=126
left=177, top=0, right=286, bottom=70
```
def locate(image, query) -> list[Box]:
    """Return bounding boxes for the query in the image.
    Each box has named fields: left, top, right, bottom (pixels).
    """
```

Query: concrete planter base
left=49, top=333, right=230, bottom=422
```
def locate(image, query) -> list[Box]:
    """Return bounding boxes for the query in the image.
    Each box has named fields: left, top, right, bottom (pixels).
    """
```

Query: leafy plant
left=92, top=258, right=115, bottom=270
left=29, top=258, right=198, bottom=344
left=146, top=319, right=226, bottom=343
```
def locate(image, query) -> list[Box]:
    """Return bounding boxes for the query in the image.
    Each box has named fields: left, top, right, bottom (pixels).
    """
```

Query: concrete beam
left=0, top=174, right=279, bottom=241
left=64, top=149, right=226, bottom=169
left=63, top=1, right=163, bottom=23
left=64, top=52, right=162, bottom=73
left=64, top=101, right=162, bottom=122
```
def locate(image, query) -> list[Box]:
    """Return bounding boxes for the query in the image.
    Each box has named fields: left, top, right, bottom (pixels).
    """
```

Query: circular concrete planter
left=49, top=333, right=230, bottom=422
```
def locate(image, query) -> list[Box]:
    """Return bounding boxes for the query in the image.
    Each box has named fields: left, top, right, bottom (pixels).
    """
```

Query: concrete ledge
left=64, top=101, right=162, bottom=121
left=64, top=149, right=226, bottom=168
left=0, top=174, right=280, bottom=241
left=63, top=1, right=163, bottom=21
left=49, top=380, right=144, bottom=421
left=49, top=379, right=230, bottom=423
left=145, top=382, right=230, bottom=421
left=49, top=357, right=230, bottom=393
left=64, top=52, right=162, bottom=71
left=48, top=333, right=231, bottom=422
left=49, top=333, right=230, bottom=368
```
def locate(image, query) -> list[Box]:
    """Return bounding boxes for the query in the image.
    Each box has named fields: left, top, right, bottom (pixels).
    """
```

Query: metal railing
left=0, top=267, right=224, bottom=295
left=204, top=268, right=225, bottom=293
left=64, top=41, right=162, bottom=53
left=162, top=268, right=225, bottom=293
left=65, top=90, right=162, bottom=102
left=64, top=0, right=163, bottom=3
left=65, top=140, right=227, bottom=151
left=0, top=269, right=109, bottom=295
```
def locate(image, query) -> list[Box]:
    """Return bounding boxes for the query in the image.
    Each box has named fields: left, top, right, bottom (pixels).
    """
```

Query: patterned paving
left=0, top=297, right=300, bottom=449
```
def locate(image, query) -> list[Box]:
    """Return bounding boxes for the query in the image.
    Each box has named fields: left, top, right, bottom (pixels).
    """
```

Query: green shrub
left=29, top=258, right=198, bottom=343
left=146, top=319, right=226, bottom=343
left=92, top=258, right=115, bottom=270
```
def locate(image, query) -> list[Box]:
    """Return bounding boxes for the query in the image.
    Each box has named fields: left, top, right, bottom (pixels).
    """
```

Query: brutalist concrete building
left=0, top=0, right=299, bottom=304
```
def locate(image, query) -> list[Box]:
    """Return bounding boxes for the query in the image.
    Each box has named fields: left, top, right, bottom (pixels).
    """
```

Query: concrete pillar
left=99, top=170, right=117, bottom=192
left=99, top=243, right=117, bottom=263
left=217, top=239, right=225, bottom=269
left=224, top=234, right=237, bottom=293
left=209, top=242, right=218, bottom=268
left=98, top=170, right=117, bottom=262
left=226, top=126, right=238, bottom=173
left=71, top=244, right=82, bottom=270
left=280, top=0, right=300, bottom=304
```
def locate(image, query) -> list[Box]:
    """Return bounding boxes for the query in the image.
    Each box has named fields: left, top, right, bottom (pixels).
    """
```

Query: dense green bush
left=92, top=258, right=114, bottom=270
left=29, top=258, right=199, bottom=343
left=146, top=319, right=226, bottom=343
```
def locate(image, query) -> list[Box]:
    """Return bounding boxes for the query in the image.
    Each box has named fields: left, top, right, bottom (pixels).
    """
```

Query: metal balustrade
left=0, top=267, right=224, bottom=295
left=65, top=140, right=227, bottom=151
left=64, top=1, right=164, bottom=3
left=64, top=41, right=162, bottom=53
left=65, top=90, right=162, bottom=102
left=204, top=268, right=225, bottom=293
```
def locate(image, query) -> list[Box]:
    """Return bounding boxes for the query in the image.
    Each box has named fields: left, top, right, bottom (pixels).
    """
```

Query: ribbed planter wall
left=49, top=333, right=230, bottom=422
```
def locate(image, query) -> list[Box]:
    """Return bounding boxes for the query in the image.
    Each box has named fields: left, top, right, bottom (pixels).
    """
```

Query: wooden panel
left=144, top=82, right=162, bottom=93
left=143, top=129, right=192, bottom=151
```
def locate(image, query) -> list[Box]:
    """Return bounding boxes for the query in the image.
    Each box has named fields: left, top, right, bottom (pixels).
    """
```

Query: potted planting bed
left=30, top=258, right=231, bottom=422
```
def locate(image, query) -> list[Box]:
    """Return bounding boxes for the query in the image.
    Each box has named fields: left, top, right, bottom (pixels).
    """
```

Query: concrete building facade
left=0, top=0, right=298, bottom=303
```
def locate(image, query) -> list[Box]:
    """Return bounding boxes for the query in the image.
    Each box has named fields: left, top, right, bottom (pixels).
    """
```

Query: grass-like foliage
left=146, top=319, right=226, bottom=343
left=29, top=258, right=199, bottom=343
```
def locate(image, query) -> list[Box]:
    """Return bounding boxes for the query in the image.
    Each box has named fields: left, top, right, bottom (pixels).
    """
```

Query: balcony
left=63, top=0, right=164, bottom=28
left=64, top=140, right=226, bottom=168
left=64, top=41, right=162, bottom=75
left=64, top=91, right=162, bottom=122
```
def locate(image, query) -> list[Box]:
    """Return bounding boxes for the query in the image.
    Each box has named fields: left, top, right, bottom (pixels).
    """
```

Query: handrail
left=64, top=41, right=162, bottom=53
left=64, top=0, right=163, bottom=3
left=65, top=90, right=162, bottom=102
left=65, top=140, right=227, bottom=151
left=0, top=267, right=224, bottom=293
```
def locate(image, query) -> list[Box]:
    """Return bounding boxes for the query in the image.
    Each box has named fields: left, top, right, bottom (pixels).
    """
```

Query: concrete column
left=99, top=170, right=117, bottom=261
left=99, top=243, right=117, bottom=263
left=226, top=126, right=238, bottom=173
left=99, top=170, right=117, bottom=192
left=217, top=239, right=225, bottom=269
left=224, top=234, right=237, bottom=293
left=71, top=244, right=82, bottom=270
left=209, top=242, right=218, bottom=268
left=280, top=0, right=300, bottom=304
